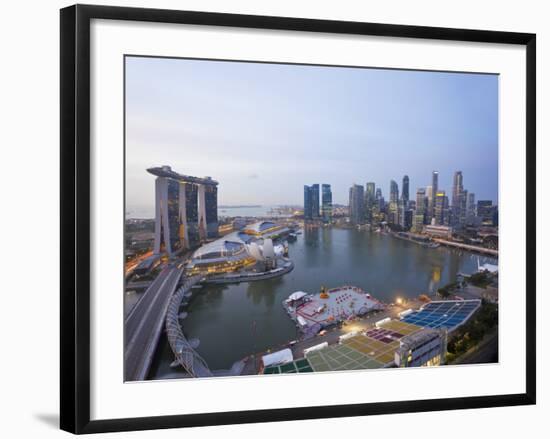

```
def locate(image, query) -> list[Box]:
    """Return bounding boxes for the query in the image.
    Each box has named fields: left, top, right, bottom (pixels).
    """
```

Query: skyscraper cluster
left=304, top=183, right=332, bottom=224
left=346, top=170, right=496, bottom=232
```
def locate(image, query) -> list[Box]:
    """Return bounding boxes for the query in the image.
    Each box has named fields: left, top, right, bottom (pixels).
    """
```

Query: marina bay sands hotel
left=147, top=165, right=218, bottom=256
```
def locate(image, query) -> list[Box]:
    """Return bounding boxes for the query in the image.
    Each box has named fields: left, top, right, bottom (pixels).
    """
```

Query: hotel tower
left=147, top=165, right=218, bottom=256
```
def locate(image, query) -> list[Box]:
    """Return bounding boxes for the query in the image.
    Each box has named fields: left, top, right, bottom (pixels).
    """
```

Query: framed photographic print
left=60, top=4, right=536, bottom=434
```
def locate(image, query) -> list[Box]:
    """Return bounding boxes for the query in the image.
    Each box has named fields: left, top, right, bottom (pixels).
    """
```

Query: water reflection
left=152, top=228, right=496, bottom=373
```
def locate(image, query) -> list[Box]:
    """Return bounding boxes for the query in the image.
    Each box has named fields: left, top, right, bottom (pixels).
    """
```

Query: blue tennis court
left=401, top=300, right=481, bottom=331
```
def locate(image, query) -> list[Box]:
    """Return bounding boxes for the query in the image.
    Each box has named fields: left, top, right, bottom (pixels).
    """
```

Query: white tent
left=262, top=348, right=293, bottom=367
left=287, top=291, right=308, bottom=302
left=303, top=342, right=328, bottom=356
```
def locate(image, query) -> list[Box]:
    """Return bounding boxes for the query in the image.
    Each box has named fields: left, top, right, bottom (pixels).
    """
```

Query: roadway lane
left=125, top=265, right=183, bottom=381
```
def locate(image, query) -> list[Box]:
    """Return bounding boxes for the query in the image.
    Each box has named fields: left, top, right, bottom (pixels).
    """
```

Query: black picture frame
left=60, top=4, right=536, bottom=434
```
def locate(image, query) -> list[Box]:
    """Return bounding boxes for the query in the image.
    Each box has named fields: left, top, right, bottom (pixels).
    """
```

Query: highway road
left=125, top=265, right=183, bottom=381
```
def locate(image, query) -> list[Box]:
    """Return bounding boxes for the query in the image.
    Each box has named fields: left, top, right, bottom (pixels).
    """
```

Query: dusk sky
left=125, top=56, right=498, bottom=218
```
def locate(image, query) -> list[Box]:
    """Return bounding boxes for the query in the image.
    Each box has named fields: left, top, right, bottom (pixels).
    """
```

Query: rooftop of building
left=288, top=286, right=385, bottom=329
left=191, top=234, right=247, bottom=260
left=263, top=319, right=427, bottom=375
left=146, top=165, right=218, bottom=186
left=189, top=222, right=288, bottom=264
left=396, top=328, right=443, bottom=352
left=400, top=299, right=481, bottom=332
left=243, top=221, right=281, bottom=234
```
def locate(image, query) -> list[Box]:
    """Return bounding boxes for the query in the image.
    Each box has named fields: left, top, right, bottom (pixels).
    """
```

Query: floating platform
left=283, top=286, right=385, bottom=332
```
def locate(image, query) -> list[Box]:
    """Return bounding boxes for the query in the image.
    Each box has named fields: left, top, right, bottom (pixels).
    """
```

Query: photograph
left=123, top=55, right=499, bottom=381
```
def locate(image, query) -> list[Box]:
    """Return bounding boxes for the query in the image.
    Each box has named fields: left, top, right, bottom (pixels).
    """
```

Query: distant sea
left=218, top=205, right=289, bottom=218
left=126, top=205, right=294, bottom=219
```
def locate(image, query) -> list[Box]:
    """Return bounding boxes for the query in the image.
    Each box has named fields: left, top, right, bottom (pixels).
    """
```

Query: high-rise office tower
left=304, top=184, right=320, bottom=220
left=375, top=187, right=384, bottom=209
left=477, top=200, right=495, bottom=225
left=451, top=171, right=464, bottom=227
left=425, top=185, right=433, bottom=222
left=398, top=200, right=409, bottom=229
left=365, top=182, right=376, bottom=222
left=390, top=180, right=399, bottom=203
left=401, top=175, right=409, bottom=205
left=413, top=188, right=427, bottom=231
left=148, top=165, right=217, bottom=255
left=431, top=171, right=439, bottom=219
left=452, top=171, right=463, bottom=207
left=311, top=184, right=320, bottom=219
left=434, top=191, right=448, bottom=226
left=321, top=184, right=333, bottom=224
left=304, top=185, right=313, bottom=220
left=458, top=189, right=468, bottom=227
left=467, top=192, right=476, bottom=217
left=416, top=188, right=427, bottom=217
left=388, top=180, right=399, bottom=224
left=349, top=184, right=365, bottom=225
left=403, top=209, right=413, bottom=231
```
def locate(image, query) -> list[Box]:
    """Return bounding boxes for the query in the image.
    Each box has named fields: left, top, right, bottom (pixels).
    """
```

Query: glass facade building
left=477, top=200, right=496, bottom=225
left=401, top=175, right=409, bottom=205
left=204, top=184, right=219, bottom=239
left=430, top=171, right=439, bottom=221
left=304, top=184, right=321, bottom=220
left=349, top=184, right=365, bottom=225
left=467, top=192, right=476, bottom=217
left=390, top=179, right=399, bottom=203
left=413, top=188, right=427, bottom=231
left=166, top=179, right=182, bottom=254
left=365, top=182, right=375, bottom=222
left=321, top=184, right=333, bottom=224
left=451, top=171, right=465, bottom=227
left=185, top=183, right=200, bottom=248
left=304, top=185, right=312, bottom=220
left=311, top=184, right=320, bottom=219
left=148, top=166, right=218, bottom=255
left=434, top=191, right=449, bottom=226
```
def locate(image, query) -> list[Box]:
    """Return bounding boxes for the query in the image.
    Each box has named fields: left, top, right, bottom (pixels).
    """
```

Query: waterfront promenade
left=433, top=238, right=498, bottom=256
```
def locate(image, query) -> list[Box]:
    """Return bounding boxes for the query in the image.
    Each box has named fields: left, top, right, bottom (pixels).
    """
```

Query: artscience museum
left=186, top=221, right=290, bottom=275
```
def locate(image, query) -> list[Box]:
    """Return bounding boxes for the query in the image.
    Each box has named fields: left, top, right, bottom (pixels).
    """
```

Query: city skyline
left=126, top=56, right=498, bottom=217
